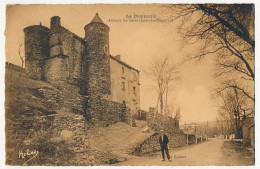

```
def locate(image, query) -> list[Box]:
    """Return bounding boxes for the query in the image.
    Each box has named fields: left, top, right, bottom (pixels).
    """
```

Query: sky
left=5, top=4, right=219, bottom=124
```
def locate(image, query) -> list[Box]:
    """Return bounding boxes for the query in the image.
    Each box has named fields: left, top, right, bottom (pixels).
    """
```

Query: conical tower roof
left=90, top=13, right=104, bottom=24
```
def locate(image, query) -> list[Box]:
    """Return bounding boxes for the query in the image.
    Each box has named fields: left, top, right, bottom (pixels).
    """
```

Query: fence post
left=186, top=134, right=188, bottom=146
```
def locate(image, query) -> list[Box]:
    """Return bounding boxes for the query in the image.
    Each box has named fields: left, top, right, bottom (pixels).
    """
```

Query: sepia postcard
left=4, top=3, right=255, bottom=167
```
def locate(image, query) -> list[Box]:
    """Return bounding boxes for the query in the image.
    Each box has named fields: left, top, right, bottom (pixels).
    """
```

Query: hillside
left=5, top=68, right=155, bottom=165
left=5, top=69, right=62, bottom=165
left=87, top=121, right=153, bottom=159
left=5, top=68, right=61, bottom=116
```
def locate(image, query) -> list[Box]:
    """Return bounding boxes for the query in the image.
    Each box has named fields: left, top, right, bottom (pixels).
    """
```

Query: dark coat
left=159, top=134, right=169, bottom=146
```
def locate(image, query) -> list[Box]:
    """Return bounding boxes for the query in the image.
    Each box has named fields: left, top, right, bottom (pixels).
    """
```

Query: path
left=115, top=138, right=254, bottom=166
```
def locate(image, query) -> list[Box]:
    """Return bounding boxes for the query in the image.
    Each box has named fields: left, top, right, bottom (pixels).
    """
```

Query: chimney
left=50, top=16, right=61, bottom=29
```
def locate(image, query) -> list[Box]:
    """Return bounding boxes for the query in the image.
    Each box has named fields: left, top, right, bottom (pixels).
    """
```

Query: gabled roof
left=90, top=13, right=104, bottom=24
left=110, top=55, right=140, bottom=73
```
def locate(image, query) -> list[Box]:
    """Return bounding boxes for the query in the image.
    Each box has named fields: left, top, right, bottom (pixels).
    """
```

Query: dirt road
left=115, top=138, right=254, bottom=166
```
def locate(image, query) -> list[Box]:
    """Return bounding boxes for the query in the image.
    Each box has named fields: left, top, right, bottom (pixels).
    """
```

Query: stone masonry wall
left=131, top=132, right=187, bottom=156
left=58, top=82, right=86, bottom=115
left=58, top=27, right=86, bottom=85
left=7, top=111, right=92, bottom=165
left=86, top=97, right=130, bottom=126
left=84, top=22, right=111, bottom=96
left=46, top=25, right=85, bottom=87
left=44, top=57, right=69, bottom=86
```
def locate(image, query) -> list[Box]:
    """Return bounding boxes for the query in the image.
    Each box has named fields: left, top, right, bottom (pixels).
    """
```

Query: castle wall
left=45, top=57, right=69, bottom=86
left=55, top=27, right=86, bottom=83
left=58, top=82, right=86, bottom=115
left=22, top=15, right=140, bottom=125
left=44, top=17, right=87, bottom=116
left=46, top=25, right=86, bottom=87
left=5, top=62, right=25, bottom=73
left=109, top=57, right=140, bottom=115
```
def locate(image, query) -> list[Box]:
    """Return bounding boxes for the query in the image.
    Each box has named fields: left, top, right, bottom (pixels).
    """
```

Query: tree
left=174, top=107, right=181, bottom=121
left=172, top=106, right=181, bottom=129
left=144, top=56, right=180, bottom=115
left=18, top=37, right=25, bottom=68
left=215, top=82, right=253, bottom=138
left=167, top=4, right=254, bottom=118
left=170, top=4, right=254, bottom=77
left=216, top=116, right=234, bottom=136
left=171, top=4, right=254, bottom=49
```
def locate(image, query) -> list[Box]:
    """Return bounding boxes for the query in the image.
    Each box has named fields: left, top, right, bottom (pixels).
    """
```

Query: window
left=122, top=67, right=125, bottom=74
left=133, top=86, right=136, bottom=94
left=131, top=70, right=137, bottom=81
left=121, top=82, right=125, bottom=91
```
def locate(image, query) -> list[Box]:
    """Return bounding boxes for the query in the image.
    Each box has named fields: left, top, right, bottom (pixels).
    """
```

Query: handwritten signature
left=18, top=149, right=39, bottom=165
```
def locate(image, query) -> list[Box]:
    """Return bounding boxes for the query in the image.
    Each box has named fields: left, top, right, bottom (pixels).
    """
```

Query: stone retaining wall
left=131, top=132, right=187, bottom=156
left=86, top=96, right=130, bottom=126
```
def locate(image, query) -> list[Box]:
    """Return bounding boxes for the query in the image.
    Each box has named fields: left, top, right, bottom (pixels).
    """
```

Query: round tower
left=23, top=25, right=50, bottom=80
left=84, top=13, right=110, bottom=95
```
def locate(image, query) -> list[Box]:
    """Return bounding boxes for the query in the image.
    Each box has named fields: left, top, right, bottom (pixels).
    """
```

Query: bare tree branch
left=18, top=42, right=25, bottom=68
left=144, top=56, right=180, bottom=115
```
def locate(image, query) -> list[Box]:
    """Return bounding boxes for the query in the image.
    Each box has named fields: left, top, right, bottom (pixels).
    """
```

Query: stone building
left=23, top=13, right=140, bottom=125
left=110, top=55, right=140, bottom=115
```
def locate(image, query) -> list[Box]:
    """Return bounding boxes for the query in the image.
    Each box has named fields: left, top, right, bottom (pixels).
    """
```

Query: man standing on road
left=159, top=130, right=172, bottom=162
